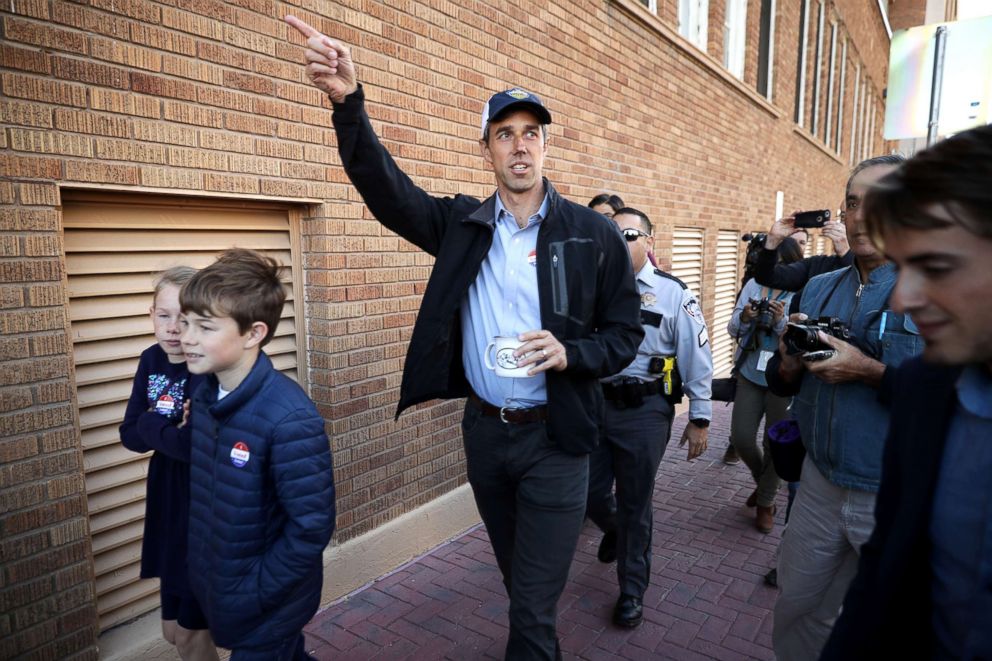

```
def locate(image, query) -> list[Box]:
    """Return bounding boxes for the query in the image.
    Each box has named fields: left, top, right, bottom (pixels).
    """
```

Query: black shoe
left=597, top=529, right=617, bottom=563
left=613, top=595, right=643, bottom=628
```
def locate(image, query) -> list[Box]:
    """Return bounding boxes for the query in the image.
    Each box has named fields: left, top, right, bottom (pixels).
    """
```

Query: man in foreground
left=822, top=124, right=992, bottom=660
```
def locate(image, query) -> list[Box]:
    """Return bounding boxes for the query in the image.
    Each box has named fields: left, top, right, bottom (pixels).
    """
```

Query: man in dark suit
left=822, top=124, right=992, bottom=659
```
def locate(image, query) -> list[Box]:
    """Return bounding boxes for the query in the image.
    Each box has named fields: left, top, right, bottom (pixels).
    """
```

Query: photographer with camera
left=822, top=125, right=992, bottom=660
left=764, top=155, right=923, bottom=661
left=726, top=237, right=803, bottom=534
left=755, top=210, right=852, bottom=293
left=585, top=207, right=713, bottom=629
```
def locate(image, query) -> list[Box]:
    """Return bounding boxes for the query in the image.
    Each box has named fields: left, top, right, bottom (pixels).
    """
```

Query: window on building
left=867, top=97, right=877, bottom=157
left=640, top=0, right=659, bottom=12
left=810, top=1, right=825, bottom=135
left=849, top=63, right=861, bottom=165
left=723, top=0, right=747, bottom=79
left=860, top=81, right=871, bottom=160
left=794, top=0, right=810, bottom=125
left=834, top=38, right=847, bottom=153
left=824, top=22, right=838, bottom=145
left=756, top=0, right=776, bottom=99
left=679, top=0, right=709, bottom=51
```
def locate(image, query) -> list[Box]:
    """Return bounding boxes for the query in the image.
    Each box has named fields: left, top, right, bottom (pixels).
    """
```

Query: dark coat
left=186, top=353, right=335, bottom=650
left=821, top=356, right=962, bottom=659
left=332, top=86, right=644, bottom=454
left=754, top=246, right=855, bottom=293
left=120, top=344, right=206, bottom=595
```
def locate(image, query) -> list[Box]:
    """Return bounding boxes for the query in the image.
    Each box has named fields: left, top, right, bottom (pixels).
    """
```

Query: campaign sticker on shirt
left=528, top=249, right=537, bottom=267
left=154, top=394, right=176, bottom=415
left=230, top=442, right=250, bottom=468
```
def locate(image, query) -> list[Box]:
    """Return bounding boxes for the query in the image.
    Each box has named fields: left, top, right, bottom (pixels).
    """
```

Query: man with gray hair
left=286, top=15, right=643, bottom=661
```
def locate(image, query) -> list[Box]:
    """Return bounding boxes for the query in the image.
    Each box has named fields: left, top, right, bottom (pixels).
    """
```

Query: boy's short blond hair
left=153, top=266, right=197, bottom=303
left=180, top=248, right=285, bottom=347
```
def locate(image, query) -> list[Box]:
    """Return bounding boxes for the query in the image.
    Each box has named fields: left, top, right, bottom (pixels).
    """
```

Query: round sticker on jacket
left=155, top=394, right=175, bottom=415
left=230, top=441, right=250, bottom=468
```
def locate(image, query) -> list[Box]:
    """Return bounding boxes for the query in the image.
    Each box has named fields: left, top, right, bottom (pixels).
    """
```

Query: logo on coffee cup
left=495, top=349, right=519, bottom=369
left=485, top=336, right=531, bottom=378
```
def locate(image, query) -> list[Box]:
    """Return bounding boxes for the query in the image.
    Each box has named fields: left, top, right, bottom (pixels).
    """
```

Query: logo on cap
left=506, top=88, right=530, bottom=100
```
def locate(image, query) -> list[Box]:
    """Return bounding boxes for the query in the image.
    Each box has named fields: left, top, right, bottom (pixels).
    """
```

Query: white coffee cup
left=484, top=336, right=532, bottom=378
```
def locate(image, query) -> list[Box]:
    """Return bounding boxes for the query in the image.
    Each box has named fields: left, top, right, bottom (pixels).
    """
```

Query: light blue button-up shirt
left=461, top=192, right=549, bottom=408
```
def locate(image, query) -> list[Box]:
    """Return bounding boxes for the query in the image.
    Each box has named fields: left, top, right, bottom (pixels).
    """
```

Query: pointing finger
left=285, top=14, right=322, bottom=39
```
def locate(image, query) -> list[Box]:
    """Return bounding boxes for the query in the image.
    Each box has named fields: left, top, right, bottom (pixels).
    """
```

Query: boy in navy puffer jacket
left=180, top=248, right=335, bottom=661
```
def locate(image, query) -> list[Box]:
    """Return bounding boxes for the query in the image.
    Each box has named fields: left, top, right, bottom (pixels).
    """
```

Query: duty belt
left=601, top=378, right=664, bottom=401
left=601, top=379, right=663, bottom=408
left=468, top=392, right=548, bottom=424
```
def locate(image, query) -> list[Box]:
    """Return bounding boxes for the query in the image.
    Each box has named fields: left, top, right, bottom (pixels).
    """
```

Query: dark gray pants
left=586, top=394, right=673, bottom=598
left=462, top=401, right=588, bottom=661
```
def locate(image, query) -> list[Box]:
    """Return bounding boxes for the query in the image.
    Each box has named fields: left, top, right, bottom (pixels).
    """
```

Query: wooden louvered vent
left=62, top=191, right=305, bottom=631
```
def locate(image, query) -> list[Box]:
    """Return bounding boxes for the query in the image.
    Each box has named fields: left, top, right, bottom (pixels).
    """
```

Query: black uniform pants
left=462, top=400, right=588, bottom=661
left=586, top=394, right=673, bottom=598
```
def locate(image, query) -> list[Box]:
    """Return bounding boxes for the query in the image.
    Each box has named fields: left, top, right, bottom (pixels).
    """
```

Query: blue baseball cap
left=480, top=88, right=552, bottom=138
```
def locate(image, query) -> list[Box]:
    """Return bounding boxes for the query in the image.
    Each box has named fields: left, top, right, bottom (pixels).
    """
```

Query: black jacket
left=820, top=357, right=962, bottom=659
left=754, top=246, right=854, bottom=292
left=332, top=86, right=643, bottom=454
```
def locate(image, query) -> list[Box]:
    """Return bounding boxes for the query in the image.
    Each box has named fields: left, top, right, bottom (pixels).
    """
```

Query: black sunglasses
left=621, top=228, right=650, bottom=242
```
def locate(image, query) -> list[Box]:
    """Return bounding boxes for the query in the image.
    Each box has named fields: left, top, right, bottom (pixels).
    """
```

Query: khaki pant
left=772, top=456, right=877, bottom=661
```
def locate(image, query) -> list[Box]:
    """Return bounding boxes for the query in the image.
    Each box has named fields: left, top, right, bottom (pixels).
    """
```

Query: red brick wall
left=0, top=0, right=891, bottom=656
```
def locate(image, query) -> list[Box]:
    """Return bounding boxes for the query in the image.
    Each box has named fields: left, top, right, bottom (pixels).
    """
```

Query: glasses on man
left=621, top=228, right=650, bottom=242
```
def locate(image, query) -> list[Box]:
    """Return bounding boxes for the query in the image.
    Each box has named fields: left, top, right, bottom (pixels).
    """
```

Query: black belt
left=468, top=393, right=548, bottom=424
left=601, top=379, right=663, bottom=401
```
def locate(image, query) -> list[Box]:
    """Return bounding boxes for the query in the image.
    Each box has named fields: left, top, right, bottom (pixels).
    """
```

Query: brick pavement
left=305, top=404, right=785, bottom=660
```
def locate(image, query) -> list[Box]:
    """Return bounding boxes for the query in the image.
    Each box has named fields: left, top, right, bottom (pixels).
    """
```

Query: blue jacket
left=789, top=263, right=922, bottom=492
left=187, top=353, right=335, bottom=650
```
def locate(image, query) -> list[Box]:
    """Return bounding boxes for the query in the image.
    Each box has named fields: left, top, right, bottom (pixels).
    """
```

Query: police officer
left=586, top=207, right=713, bottom=628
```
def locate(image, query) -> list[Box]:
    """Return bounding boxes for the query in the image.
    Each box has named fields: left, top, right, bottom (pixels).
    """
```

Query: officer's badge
left=641, top=292, right=657, bottom=308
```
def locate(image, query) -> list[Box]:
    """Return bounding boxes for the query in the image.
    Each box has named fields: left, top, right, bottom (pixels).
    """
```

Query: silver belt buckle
left=499, top=406, right=512, bottom=423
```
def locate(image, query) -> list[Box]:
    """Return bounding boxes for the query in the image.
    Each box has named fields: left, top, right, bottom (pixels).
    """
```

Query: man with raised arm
left=285, top=16, right=643, bottom=661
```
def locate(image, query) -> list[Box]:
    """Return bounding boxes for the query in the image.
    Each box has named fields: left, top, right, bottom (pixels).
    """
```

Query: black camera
left=751, top=299, right=775, bottom=333
left=782, top=317, right=852, bottom=354
left=740, top=232, right=768, bottom=288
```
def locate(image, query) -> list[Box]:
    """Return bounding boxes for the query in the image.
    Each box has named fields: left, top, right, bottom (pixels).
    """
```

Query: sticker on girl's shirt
left=154, top=394, right=176, bottom=415
left=230, top=442, right=250, bottom=468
